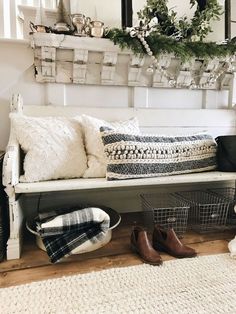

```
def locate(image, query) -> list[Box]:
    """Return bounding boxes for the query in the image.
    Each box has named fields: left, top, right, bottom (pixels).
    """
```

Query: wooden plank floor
left=0, top=212, right=235, bottom=288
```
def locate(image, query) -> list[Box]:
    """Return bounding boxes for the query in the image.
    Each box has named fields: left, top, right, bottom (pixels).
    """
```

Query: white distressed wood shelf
left=30, top=33, right=236, bottom=89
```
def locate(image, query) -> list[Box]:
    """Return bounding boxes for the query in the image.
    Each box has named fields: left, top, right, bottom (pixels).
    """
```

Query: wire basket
left=207, top=187, right=236, bottom=225
left=175, top=190, right=230, bottom=233
left=140, top=193, right=189, bottom=237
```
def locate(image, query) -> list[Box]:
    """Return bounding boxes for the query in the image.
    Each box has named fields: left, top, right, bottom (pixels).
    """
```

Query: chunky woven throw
left=1, top=254, right=236, bottom=313
left=100, top=129, right=217, bottom=180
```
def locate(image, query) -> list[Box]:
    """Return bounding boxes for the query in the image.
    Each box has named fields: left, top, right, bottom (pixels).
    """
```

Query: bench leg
left=7, top=238, right=22, bottom=260
left=6, top=197, right=23, bottom=260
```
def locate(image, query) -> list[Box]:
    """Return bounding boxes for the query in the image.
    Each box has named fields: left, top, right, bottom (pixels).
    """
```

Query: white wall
left=0, top=1, right=230, bottom=150
left=0, top=41, right=45, bottom=149
left=70, top=0, right=224, bottom=41
left=70, top=1, right=208, bottom=27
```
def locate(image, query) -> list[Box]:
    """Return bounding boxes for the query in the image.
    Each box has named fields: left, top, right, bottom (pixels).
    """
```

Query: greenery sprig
left=190, top=0, right=223, bottom=40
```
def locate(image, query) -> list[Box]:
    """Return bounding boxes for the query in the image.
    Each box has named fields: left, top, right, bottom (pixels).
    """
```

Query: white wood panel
left=11, top=61, right=232, bottom=109
left=133, top=87, right=149, bottom=108
left=147, top=88, right=203, bottom=109
left=62, top=85, right=130, bottom=108
left=133, top=87, right=227, bottom=109
left=44, top=83, right=66, bottom=106
left=23, top=106, right=236, bottom=128
left=203, top=90, right=229, bottom=109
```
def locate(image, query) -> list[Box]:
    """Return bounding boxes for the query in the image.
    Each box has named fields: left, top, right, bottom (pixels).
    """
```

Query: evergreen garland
left=106, top=28, right=236, bottom=62
left=106, top=0, right=236, bottom=61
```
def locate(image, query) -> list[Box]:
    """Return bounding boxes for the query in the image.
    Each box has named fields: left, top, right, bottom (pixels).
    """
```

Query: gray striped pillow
left=100, top=128, right=217, bottom=180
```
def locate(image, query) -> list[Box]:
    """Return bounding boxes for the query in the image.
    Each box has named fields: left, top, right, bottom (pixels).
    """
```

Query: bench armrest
left=3, top=94, right=24, bottom=196
left=3, top=138, right=20, bottom=197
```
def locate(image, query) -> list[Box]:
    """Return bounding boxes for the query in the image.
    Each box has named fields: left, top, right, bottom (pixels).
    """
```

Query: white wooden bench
left=3, top=94, right=236, bottom=260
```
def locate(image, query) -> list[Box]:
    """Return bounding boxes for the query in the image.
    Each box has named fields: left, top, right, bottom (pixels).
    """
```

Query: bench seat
left=15, top=171, right=236, bottom=194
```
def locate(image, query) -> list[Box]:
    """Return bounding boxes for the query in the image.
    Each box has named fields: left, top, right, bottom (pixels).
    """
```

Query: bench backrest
left=11, top=94, right=236, bottom=137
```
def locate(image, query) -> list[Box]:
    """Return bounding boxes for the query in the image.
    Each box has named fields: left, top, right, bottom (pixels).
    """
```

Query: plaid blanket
left=36, top=207, right=110, bottom=263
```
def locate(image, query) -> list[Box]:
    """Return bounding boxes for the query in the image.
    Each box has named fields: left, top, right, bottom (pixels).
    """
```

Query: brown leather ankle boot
left=152, top=225, right=197, bottom=258
left=130, top=226, right=162, bottom=266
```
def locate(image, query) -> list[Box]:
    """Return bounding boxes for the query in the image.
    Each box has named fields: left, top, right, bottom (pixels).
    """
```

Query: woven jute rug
left=1, top=254, right=236, bottom=314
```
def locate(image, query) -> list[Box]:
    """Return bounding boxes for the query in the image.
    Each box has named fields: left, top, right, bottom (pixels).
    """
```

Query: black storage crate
left=140, top=193, right=189, bottom=237
left=207, top=187, right=236, bottom=224
left=175, top=190, right=230, bottom=233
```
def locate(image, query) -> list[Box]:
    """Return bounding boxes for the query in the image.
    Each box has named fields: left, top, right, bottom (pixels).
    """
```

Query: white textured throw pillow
left=11, top=114, right=87, bottom=182
left=80, top=115, right=140, bottom=178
